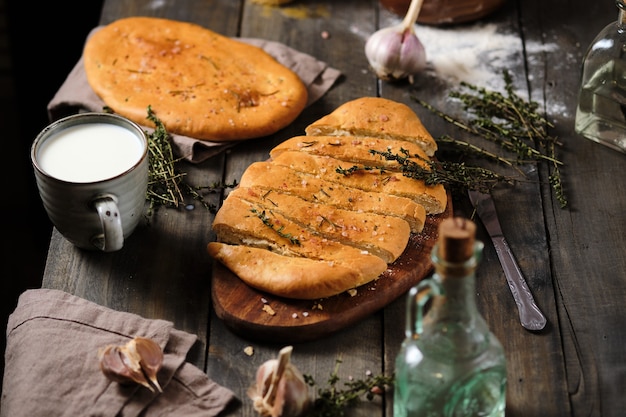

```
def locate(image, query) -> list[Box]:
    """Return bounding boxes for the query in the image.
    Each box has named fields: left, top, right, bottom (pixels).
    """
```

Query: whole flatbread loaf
left=83, top=17, right=308, bottom=141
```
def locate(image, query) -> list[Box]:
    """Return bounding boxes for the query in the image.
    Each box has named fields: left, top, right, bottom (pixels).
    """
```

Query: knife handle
left=492, top=236, right=547, bottom=331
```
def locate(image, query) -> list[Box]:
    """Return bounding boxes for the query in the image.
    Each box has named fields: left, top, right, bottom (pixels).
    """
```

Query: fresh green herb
left=144, top=106, right=237, bottom=216
left=335, top=148, right=512, bottom=194
left=250, top=208, right=301, bottom=245
left=303, top=359, right=393, bottom=417
left=412, top=70, right=568, bottom=208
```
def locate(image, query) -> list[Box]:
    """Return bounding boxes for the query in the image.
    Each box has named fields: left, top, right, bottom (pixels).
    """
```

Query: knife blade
left=468, top=189, right=547, bottom=331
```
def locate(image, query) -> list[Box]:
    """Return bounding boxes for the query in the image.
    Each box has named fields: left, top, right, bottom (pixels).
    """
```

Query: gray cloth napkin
left=47, top=28, right=342, bottom=164
left=1, top=289, right=236, bottom=417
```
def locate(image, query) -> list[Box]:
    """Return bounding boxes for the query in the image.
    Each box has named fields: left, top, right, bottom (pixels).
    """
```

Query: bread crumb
left=263, top=304, right=276, bottom=315
left=244, top=346, right=254, bottom=356
left=347, top=289, right=358, bottom=297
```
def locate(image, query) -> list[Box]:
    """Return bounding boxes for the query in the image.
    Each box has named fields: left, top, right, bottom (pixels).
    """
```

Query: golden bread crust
left=207, top=242, right=382, bottom=300
left=304, top=97, right=437, bottom=156
left=83, top=17, right=308, bottom=141
left=270, top=151, right=448, bottom=214
left=238, top=161, right=426, bottom=233
left=228, top=186, right=411, bottom=263
left=269, top=135, right=430, bottom=169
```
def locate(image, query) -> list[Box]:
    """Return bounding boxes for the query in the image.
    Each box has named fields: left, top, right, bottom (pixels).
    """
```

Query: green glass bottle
left=393, top=217, right=507, bottom=417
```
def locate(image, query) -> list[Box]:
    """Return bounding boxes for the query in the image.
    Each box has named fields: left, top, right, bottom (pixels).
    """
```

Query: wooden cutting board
left=211, top=194, right=452, bottom=343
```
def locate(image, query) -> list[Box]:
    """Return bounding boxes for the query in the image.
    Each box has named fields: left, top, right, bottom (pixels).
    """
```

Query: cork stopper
left=437, top=217, right=476, bottom=263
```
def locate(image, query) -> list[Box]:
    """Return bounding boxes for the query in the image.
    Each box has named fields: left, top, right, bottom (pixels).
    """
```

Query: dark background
left=1, top=0, right=104, bottom=392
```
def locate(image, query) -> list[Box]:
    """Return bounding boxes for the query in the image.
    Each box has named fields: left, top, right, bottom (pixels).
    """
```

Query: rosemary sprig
left=412, top=70, right=568, bottom=208
left=303, top=359, right=393, bottom=417
left=144, top=106, right=237, bottom=216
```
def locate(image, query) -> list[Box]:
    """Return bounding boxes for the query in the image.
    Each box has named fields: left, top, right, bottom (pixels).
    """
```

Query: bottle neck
left=618, top=0, right=626, bottom=31
left=430, top=265, right=480, bottom=321
left=416, top=242, right=489, bottom=344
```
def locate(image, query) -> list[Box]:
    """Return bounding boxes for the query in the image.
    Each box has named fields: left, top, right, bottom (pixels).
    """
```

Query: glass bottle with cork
left=393, top=217, right=507, bottom=417
left=575, top=0, right=626, bottom=154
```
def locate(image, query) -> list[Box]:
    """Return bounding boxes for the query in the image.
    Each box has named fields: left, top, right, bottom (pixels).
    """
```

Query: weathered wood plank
left=523, top=0, right=626, bottom=416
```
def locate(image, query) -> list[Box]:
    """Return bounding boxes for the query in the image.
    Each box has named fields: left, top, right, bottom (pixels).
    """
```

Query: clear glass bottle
left=393, top=217, right=507, bottom=417
left=575, top=0, right=626, bottom=153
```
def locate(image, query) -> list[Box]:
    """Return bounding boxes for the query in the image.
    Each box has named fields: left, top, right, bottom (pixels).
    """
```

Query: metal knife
left=468, top=189, right=547, bottom=331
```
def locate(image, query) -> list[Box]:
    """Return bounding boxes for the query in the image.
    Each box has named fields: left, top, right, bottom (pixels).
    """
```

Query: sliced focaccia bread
left=304, top=97, right=437, bottom=156
left=228, top=186, right=411, bottom=263
left=207, top=242, right=381, bottom=300
left=270, top=151, right=447, bottom=214
left=269, top=135, right=430, bottom=170
left=238, top=161, right=426, bottom=233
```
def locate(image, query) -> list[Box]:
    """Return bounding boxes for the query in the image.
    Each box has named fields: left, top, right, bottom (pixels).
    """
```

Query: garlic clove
left=99, top=344, right=154, bottom=391
left=128, top=337, right=164, bottom=393
left=98, top=337, right=164, bottom=393
left=248, top=346, right=310, bottom=417
left=365, top=24, right=427, bottom=82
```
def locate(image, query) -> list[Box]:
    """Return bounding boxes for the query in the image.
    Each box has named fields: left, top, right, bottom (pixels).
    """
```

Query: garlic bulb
left=248, top=346, right=310, bottom=417
left=365, top=0, right=426, bottom=81
left=99, top=337, right=164, bottom=392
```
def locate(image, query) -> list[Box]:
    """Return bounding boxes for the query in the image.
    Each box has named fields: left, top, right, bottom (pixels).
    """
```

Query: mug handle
left=91, top=195, right=124, bottom=252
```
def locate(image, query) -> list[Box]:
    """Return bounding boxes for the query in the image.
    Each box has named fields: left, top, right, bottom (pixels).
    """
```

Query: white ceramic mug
left=31, top=113, right=149, bottom=252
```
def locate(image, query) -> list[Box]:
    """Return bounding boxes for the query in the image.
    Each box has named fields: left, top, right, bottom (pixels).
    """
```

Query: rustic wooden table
left=39, top=0, right=626, bottom=416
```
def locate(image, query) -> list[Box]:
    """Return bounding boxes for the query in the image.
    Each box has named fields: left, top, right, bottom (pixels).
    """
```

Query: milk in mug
left=37, top=122, right=145, bottom=183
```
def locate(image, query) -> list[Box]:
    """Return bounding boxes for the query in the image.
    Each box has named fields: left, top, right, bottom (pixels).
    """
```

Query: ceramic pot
left=379, top=0, right=506, bottom=25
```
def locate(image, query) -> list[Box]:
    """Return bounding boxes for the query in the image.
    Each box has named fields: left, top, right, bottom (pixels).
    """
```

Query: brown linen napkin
left=47, top=28, right=342, bottom=164
left=1, top=289, right=235, bottom=417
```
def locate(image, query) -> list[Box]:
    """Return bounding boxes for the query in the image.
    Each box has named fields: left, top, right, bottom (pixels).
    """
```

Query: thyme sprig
left=303, top=359, right=393, bottom=417
left=335, top=148, right=512, bottom=194
left=250, top=208, right=301, bottom=245
left=412, top=70, right=567, bottom=208
left=144, top=106, right=237, bottom=216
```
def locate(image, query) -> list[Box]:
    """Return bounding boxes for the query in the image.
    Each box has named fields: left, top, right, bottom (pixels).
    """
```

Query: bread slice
left=270, top=151, right=448, bottom=214
left=228, top=186, right=411, bottom=263
left=238, top=161, right=426, bottom=233
left=304, top=97, right=437, bottom=156
left=207, top=242, right=381, bottom=300
left=269, top=135, right=430, bottom=170
left=212, top=195, right=388, bottom=270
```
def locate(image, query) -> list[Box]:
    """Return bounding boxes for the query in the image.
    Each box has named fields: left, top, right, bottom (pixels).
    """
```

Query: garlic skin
left=98, top=337, right=164, bottom=392
left=365, top=0, right=426, bottom=82
left=248, top=346, right=310, bottom=417
left=365, top=25, right=426, bottom=81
